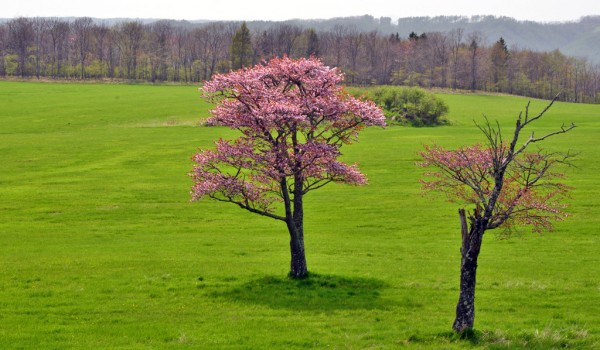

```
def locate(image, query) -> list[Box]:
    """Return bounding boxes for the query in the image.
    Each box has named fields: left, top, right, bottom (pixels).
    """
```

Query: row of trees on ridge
left=1, top=17, right=598, bottom=103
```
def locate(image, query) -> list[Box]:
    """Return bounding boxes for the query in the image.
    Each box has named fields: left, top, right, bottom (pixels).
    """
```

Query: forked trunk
left=453, top=209, right=485, bottom=333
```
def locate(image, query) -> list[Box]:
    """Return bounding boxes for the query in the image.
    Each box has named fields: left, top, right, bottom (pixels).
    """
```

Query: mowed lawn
left=0, top=81, right=599, bottom=349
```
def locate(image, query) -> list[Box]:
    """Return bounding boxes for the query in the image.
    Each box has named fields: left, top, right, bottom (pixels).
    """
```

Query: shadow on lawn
left=211, top=273, right=391, bottom=311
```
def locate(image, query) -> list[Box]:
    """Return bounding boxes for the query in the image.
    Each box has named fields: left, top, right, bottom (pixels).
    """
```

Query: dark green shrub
left=363, top=86, right=449, bottom=126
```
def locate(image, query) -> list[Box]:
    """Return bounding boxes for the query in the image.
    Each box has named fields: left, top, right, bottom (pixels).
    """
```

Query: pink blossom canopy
left=191, top=57, right=385, bottom=218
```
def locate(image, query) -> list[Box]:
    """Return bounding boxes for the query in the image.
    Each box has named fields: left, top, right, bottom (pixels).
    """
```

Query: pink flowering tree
left=418, top=97, right=575, bottom=333
left=191, top=57, right=385, bottom=279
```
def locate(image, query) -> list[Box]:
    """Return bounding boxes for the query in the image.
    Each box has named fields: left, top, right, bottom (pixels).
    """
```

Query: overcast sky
left=3, top=0, right=599, bottom=22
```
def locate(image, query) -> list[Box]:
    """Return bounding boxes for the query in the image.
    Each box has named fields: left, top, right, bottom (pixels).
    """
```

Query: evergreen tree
left=491, top=37, right=510, bottom=89
left=305, top=28, right=320, bottom=57
left=230, top=22, right=253, bottom=70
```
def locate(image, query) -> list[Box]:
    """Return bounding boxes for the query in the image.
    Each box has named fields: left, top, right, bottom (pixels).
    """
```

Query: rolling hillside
left=284, top=15, right=600, bottom=63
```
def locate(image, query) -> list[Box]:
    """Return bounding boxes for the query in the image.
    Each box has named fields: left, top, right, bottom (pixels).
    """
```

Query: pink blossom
left=191, top=57, right=385, bottom=216
left=419, top=143, right=571, bottom=233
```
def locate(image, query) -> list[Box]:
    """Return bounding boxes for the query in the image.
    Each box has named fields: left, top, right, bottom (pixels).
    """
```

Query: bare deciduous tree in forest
left=0, top=22, right=8, bottom=76
left=32, top=18, right=47, bottom=79
left=7, top=17, right=34, bottom=77
left=93, top=23, right=110, bottom=78
left=0, top=18, right=598, bottom=102
left=47, top=19, right=69, bottom=78
left=468, top=32, right=483, bottom=91
left=449, top=28, right=464, bottom=90
left=117, top=21, right=144, bottom=80
left=73, top=17, right=93, bottom=79
left=149, top=20, right=173, bottom=81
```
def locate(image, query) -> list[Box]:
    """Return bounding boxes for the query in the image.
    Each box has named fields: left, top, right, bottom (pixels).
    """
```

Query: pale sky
left=3, top=0, right=599, bottom=23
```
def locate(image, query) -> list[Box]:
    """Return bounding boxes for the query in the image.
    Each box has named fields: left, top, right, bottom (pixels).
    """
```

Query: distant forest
left=1, top=15, right=599, bottom=103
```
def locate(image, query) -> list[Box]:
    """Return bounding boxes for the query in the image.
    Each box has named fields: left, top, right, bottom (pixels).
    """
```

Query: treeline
left=1, top=17, right=599, bottom=103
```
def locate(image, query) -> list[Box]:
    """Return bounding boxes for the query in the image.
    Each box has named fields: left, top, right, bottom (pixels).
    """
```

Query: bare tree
left=149, top=20, right=173, bottom=81
left=255, top=29, right=275, bottom=60
left=424, top=32, right=450, bottom=88
left=402, top=34, right=428, bottom=86
left=47, top=19, right=70, bottom=78
left=31, top=18, right=48, bottom=79
left=72, top=17, right=93, bottom=79
left=0, top=23, right=7, bottom=76
left=374, top=33, right=401, bottom=85
left=363, top=31, right=381, bottom=83
left=467, top=31, right=483, bottom=91
left=182, top=30, right=195, bottom=82
left=105, top=28, right=118, bottom=78
left=449, top=28, right=464, bottom=90
left=324, top=24, right=349, bottom=68
left=343, top=26, right=363, bottom=84
left=7, top=17, right=34, bottom=77
left=117, top=21, right=144, bottom=80
left=171, top=26, right=189, bottom=81
left=93, top=22, right=110, bottom=78
left=190, top=23, right=229, bottom=81
left=273, top=24, right=302, bottom=57
left=202, top=22, right=230, bottom=79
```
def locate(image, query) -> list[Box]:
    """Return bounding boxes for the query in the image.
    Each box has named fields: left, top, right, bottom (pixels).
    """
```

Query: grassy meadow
left=0, top=81, right=599, bottom=349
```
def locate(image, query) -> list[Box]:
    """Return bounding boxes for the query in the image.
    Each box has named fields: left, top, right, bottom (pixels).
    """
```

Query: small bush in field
left=365, top=86, right=449, bottom=126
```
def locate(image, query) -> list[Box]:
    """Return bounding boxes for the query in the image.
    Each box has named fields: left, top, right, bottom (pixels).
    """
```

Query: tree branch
left=209, top=195, right=286, bottom=221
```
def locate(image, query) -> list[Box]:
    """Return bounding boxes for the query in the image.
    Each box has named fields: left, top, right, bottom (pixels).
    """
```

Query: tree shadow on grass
left=211, top=273, right=391, bottom=311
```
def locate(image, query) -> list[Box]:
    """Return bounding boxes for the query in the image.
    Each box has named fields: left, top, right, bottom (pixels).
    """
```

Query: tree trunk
left=453, top=209, right=485, bottom=333
left=289, top=179, right=308, bottom=279
left=288, top=219, right=308, bottom=279
left=280, top=177, right=308, bottom=279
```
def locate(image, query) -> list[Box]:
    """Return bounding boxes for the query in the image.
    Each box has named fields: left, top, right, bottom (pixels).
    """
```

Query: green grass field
left=1, top=81, right=599, bottom=349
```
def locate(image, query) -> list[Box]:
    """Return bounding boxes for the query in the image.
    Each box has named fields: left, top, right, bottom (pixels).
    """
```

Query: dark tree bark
left=288, top=216, right=308, bottom=279
left=453, top=209, right=484, bottom=332
left=291, top=178, right=308, bottom=278
left=280, top=177, right=308, bottom=279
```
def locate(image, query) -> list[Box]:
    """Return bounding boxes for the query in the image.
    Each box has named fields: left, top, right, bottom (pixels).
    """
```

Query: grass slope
left=0, top=81, right=599, bottom=349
